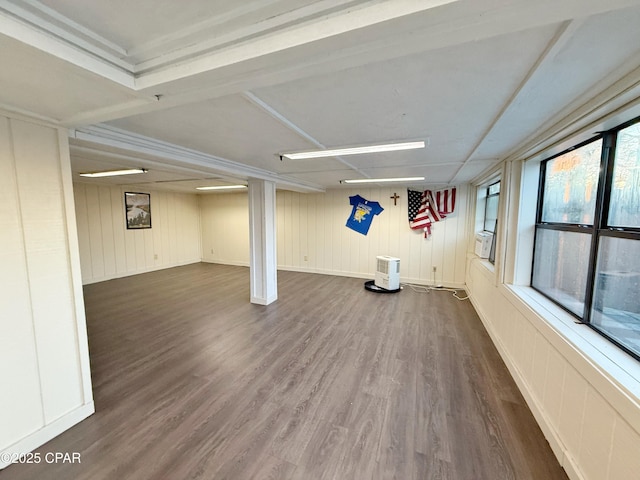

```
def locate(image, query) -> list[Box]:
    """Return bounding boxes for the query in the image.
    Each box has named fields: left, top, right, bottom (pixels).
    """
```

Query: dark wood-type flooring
left=1, top=263, right=567, bottom=480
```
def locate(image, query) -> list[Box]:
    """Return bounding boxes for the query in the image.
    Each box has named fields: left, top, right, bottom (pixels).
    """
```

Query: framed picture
left=125, top=192, right=152, bottom=229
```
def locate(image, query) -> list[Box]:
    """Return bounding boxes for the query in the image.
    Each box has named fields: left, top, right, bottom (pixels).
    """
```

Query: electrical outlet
left=432, top=266, right=437, bottom=272
left=211, top=248, right=214, bottom=254
left=304, top=255, right=308, bottom=261
left=154, top=254, right=158, bottom=260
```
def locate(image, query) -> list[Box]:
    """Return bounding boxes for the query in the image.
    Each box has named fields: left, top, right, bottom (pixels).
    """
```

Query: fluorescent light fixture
left=282, top=141, right=425, bottom=160
left=79, top=168, right=147, bottom=178
left=196, top=185, right=247, bottom=191
left=341, top=176, right=425, bottom=184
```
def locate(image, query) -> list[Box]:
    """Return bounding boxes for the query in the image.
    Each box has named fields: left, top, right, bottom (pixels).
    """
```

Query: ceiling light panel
left=79, top=168, right=148, bottom=177
left=196, top=185, right=247, bottom=191
left=340, top=176, right=425, bottom=184
left=282, top=141, right=425, bottom=160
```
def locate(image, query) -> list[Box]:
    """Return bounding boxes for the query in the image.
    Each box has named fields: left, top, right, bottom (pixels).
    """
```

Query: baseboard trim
left=201, top=259, right=249, bottom=267
left=276, top=265, right=465, bottom=289
left=82, top=260, right=201, bottom=285
left=468, top=293, right=581, bottom=480
left=0, top=402, right=95, bottom=470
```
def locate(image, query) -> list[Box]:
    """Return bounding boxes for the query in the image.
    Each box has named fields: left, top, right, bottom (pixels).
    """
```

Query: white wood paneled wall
left=467, top=259, right=640, bottom=480
left=200, top=186, right=468, bottom=287
left=200, top=192, right=251, bottom=266
left=74, top=184, right=202, bottom=284
left=0, top=114, right=93, bottom=468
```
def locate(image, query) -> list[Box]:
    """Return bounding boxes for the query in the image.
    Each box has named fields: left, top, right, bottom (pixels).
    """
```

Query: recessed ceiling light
left=196, top=185, right=247, bottom=191
left=340, top=176, right=425, bottom=184
left=79, top=168, right=148, bottom=178
left=281, top=141, right=425, bottom=160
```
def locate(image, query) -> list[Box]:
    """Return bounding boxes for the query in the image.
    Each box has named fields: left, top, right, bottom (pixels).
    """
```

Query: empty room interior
left=2, top=1, right=640, bottom=479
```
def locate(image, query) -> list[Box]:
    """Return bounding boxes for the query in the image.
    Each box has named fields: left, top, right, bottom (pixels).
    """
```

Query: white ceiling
left=2, top=0, right=640, bottom=193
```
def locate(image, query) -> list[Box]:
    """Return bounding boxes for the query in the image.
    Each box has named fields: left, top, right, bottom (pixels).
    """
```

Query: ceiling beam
left=71, top=145, right=243, bottom=184
left=0, top=8, right=134, bottom=87
left=6, top=0, right=128, bottom=56
left=132, top=0, right=372, bottom=70
left=134, top=0, right=459, bottom=88
left=127, top=0, right=288, bottom=60
left=70, top=125, right=326, bottom=193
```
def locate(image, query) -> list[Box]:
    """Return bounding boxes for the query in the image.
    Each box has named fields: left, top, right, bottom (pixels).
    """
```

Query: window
left=532, top=118, right=640, bottom=359
left=484, top=181, right=500, bottom=233
left=483, top=181, right=500, bottom=265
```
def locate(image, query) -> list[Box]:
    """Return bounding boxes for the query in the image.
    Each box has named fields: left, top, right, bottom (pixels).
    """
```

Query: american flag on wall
left=408, top=187, right=457, bottom=238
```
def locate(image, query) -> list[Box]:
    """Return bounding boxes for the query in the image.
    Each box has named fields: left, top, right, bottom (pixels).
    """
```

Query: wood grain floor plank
left=332, top=393, right=386, bottom=480
left=290, top=421, right=348, bottom=480
left=269, top=408, right=324, bottom=466
left=246, top=453, right=297, bottom=480
left=0, top=264, right=567, bottom=480
left=375, top=358, right=417, bottom=480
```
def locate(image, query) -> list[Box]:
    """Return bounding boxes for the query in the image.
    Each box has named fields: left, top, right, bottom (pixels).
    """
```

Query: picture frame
left=125, top=192, right=152, bottom=229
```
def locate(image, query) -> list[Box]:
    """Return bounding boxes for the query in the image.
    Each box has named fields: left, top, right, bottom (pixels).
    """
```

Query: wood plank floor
left=1, top=263, right=567, bottom=480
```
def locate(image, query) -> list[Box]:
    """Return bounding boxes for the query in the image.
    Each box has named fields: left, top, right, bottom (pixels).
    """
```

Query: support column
left=248, top=179, right=278, bottom=305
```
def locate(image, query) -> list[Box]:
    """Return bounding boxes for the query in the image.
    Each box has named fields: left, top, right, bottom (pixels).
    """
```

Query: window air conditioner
left=475, top=232, right=493, bottom=258
left=375, top=255, right=400, bottom=290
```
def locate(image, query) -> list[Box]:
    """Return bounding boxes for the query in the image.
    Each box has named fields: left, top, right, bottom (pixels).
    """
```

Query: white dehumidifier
left=375, top=255, right=400, bottom=290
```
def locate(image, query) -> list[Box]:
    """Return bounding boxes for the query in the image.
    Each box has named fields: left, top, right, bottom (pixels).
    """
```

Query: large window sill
left=504, top=284, right=640, bottom=410
left=468, top=253, right=495, bottom=274
left=479, top=258, right=495, bottom=273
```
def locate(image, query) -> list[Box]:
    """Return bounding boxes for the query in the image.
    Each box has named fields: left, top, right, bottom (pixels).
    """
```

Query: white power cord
left=401, top=283, right=469, bottom=301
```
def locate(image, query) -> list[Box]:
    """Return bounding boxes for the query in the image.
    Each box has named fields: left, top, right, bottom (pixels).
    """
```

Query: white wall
left=74, top=184, right=202, bottom=284
left=200, top=191, right=251, bottom=266
left=466, top=157, right=640, bottom=480
left=200, top=186, right=469, bottom=286
left=0, top=113, right=93, bottom=468
left=467, top=260, right=640, bottom=480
